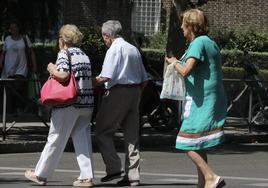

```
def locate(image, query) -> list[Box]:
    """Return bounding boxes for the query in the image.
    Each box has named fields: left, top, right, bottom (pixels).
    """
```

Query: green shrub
left=222, top=67, right=244, bottom=79
left=211, top=27, right=268, bottom=52
left=79, top=27, right=107, bottom=75
left=221, top=50, right=268, bottom=69
left=79, top=27, right=106, bottom=61
left=220, top=50, right=243, bottom=67
left=142, top=48, right=268, bottom=78
left=228, top=27, right=267, bottom=52
left=211, top=29, right=234, bottom=50
left=146, top=32, right=168, bottom=50
left=142, top=48, right=166, bottom=75
left=142, top=48, right=165, bottom=60
left=222, top=66, right=268, bottom=80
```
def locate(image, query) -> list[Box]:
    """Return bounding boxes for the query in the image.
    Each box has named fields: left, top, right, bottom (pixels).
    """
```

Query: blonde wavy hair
left=59, top=24, right=83, bottom=46
left=182, top=9, right=209, bottom=36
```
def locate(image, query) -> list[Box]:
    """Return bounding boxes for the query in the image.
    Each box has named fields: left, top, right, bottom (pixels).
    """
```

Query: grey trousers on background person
left=95, top=86, right=142, bottom=181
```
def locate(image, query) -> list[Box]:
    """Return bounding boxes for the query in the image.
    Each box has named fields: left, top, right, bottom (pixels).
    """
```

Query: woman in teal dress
left=166, top=9, right=227, bottom=188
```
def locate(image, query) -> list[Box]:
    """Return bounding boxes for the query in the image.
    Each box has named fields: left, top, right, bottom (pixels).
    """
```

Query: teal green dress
left=175, top=35, right=227, bottom=150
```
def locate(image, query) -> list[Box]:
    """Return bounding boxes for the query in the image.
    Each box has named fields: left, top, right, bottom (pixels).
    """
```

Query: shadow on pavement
left=93, top=182, right=196, bottom=187
left=0, top=178, right=29, bottom=184
left=211, top=143, right=268, bottom=155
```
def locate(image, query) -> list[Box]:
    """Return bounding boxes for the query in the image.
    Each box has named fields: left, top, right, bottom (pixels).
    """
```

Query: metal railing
left=1, top=77, right=268, bottom=140
left=0, top=78, right=49, bottom=141
left=224, top=78, right=268, bottom=133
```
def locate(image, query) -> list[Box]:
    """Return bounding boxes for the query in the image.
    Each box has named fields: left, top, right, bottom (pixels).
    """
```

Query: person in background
left=166, top=9, right=227, bottom=188
left=0, top=21, right=37, bottom=114
left=94, top=20, right=148, bottom=187
left=24, top=24, right=95, bottom=187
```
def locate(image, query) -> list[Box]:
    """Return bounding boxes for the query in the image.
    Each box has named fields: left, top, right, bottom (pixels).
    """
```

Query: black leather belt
left=113, top=83, right=141, bottom=88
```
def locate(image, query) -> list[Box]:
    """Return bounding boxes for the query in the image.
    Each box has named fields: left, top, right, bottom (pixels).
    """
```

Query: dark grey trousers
left=95, top=86, right=141, bottom=181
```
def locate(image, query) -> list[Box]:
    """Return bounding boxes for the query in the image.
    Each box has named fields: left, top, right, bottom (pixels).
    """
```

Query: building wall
left=62, top=0, right=132, bottom=36
left=162, top=0, right=268, bottom=33
left=202, top=0, right=268, bottom=33
left=63, top=0, right=268, bottom=35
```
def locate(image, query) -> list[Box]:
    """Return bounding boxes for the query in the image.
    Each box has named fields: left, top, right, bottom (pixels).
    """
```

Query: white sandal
left=25, top=169, right=47, bottom=186
left=73, top=179, right=94, bottom=187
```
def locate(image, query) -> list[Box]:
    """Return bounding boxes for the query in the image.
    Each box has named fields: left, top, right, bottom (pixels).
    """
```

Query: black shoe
left=100, top=171, right=124, bottom=182
left=215, top=178, right=226, bottom=188
left=117, top=179, right=140, bottom=186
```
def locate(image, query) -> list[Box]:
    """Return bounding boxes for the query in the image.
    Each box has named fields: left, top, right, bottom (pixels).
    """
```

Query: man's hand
left=93, top=76, right=109, bottom=86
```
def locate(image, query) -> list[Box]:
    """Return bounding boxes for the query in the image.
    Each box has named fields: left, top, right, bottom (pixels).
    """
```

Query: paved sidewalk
left=0, top=115, right=268, bottom=154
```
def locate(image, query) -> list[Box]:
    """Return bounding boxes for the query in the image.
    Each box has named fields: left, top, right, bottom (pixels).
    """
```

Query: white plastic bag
left=160, top=63, right=185, bottom=101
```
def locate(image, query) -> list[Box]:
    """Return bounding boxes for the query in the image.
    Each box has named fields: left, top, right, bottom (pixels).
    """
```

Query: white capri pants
left=35, top=106, right=94, bottom=180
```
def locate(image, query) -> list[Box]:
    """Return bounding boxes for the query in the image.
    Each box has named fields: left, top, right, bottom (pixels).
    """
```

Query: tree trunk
left=164, top=0, right=189, bottom=75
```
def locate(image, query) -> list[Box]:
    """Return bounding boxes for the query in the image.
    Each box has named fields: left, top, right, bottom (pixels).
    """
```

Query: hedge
left=221, top=50, right=268, bottom=69
left=142, top=48, right=268, bottom=79
left=3, top=44, right=266, bottom=80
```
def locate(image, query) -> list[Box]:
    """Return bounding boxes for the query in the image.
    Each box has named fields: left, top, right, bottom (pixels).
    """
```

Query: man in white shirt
left=94, top=20, right=148, bottom=187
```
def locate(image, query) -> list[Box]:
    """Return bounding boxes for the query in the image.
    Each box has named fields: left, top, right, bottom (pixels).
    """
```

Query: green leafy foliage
left=146, top=32, right=168, bottom=50
left=146, top=26, right=268, bottom=53
left=212, top=27, right=268, bottom=52
left=221, top=50, right=268, bottom=69
left=80, top=27, right=106, bottom=60
left=142, top=48, right=268, bottom=77
left=79, top=27, right=107, bottom=75
left=227, top=27, right=267, bottom=52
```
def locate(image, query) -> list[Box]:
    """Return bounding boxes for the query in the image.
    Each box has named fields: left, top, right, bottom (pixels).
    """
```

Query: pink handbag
left=40, top=50, right=78, bottom=107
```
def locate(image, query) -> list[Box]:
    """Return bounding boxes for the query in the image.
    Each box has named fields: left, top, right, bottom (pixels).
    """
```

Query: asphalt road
left=0, top=143, right=268, bottom=188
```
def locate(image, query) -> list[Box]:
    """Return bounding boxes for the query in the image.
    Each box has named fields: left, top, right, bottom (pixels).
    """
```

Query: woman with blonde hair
left=166, top=9, right=227, bottom=188
left=25, top=24, right=95, bottom=187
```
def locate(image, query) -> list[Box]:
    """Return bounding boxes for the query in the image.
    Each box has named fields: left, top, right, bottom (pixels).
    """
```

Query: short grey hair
left=101, top=20, right=122, bottom=38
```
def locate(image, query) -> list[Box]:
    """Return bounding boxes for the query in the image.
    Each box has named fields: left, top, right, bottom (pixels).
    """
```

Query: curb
left=225, top=132, right=268, bottom=144
left=1, top=131, right=268, bottom=154
left=0, top=141, right=46, bottom=154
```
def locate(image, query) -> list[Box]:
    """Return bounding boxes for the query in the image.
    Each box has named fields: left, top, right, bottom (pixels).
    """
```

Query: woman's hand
left=47, top=62, right=69, bottom=82
left=165, top=57, right=178, bottom=65
left=47, top=63, right=57, bottom=76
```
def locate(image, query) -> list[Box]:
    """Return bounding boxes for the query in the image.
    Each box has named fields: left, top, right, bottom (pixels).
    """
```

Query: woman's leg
left=187, top=150, right=220, bottom=188
left=71, top=108, right=94, bottom=180
left=35, top=107, right=78, bottom=178
left=196, top=151, right=207, bottom=188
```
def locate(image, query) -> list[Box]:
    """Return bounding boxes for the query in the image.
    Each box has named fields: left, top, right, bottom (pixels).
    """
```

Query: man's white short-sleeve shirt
left=100, top=37, right=148, bottom=89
